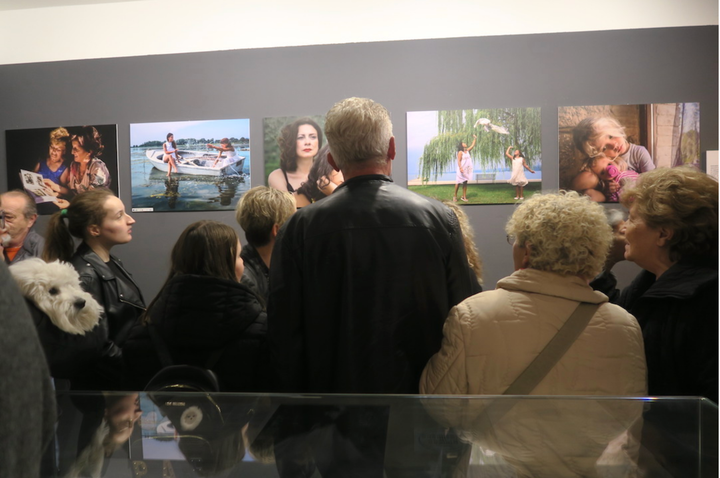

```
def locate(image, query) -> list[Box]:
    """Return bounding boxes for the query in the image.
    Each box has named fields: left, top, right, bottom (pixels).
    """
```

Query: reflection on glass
left=46, top=394, right=717, bottom=478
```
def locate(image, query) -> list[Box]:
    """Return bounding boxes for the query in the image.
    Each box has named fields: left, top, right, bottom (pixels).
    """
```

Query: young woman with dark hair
left=123, top=220, right=268, bottom=392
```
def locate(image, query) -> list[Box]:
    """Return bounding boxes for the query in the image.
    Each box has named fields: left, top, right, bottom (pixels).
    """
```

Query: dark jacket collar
left=640, top=255, right=718, bottom=300
left=75, top=242, right=119, bottom=280
left=240, top=243, right=268, bottom=275
left=335, top=174, right=393, bottom=192
left=75, top=242, right=145, bottom=307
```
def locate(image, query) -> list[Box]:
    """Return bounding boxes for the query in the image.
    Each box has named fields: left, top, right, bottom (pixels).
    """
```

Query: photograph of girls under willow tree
left=407, top=107, right=542, bottom=204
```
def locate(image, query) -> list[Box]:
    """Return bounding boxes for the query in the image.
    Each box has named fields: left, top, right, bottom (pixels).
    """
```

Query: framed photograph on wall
left=5, top=124, right=119, bottom=215
left=558, top=103, right=701, bottom=203
left=264, top=115, right=340, bottom=207
left=130, top=119, right=250, bottom=212
left=407, top=108, right=542, bottom=205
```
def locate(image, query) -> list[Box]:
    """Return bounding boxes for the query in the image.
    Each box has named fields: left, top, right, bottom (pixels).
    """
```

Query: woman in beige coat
left=421, top=191, right=647, bottom=478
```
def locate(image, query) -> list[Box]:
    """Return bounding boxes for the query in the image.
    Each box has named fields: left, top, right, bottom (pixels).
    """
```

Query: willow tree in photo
left=418, top=108, right=541, bottom=182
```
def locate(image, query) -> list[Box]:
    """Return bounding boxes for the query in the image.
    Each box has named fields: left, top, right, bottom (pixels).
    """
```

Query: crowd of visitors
left=1, top=97, right=717, bottom=477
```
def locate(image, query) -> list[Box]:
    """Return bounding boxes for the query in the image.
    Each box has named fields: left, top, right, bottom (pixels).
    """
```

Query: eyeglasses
left=506, top=234, right=516, bottom=245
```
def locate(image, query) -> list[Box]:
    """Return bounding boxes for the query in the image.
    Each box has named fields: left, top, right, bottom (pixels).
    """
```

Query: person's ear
left=657, top=227, right=674, bottom=247
left=327, top=152, right=340, bottom=172
left=87, top=224, right=101, bottom=238
left=387, top=136, right=396, bottom=161
left=27, top=213, right=38, bottom=229
left=271, top=223, right=281, bottom=239
left=522, top=243, right=533, bottom=269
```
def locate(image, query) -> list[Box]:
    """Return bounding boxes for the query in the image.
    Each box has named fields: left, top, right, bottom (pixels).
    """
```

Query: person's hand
left=473, top=134, right=477, bottom=138
left=605, top=180, right=619, bottom=195
left=43, top=178, right=60, bottom=193
left=54, top=199, right=70, bottom=209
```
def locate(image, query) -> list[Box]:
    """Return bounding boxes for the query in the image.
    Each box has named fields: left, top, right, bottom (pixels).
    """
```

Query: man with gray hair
left=268, top=97, right=480, bottom=394
left=0, top=190, right=44, bottom=265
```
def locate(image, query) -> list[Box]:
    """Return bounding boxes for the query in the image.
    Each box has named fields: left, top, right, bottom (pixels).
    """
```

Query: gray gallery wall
left=0, top=26, right=717, bottom=300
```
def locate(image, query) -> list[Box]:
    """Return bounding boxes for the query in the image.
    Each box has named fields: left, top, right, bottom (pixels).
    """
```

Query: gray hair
left=505, top=191, right=612, bottom=280
left=324, top=97, right=393, bottom=170
left=0, top=190, right=37, bottom=218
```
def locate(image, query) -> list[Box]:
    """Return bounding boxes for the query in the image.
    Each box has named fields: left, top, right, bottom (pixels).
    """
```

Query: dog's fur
left=10, top=258, right=102, bottom=335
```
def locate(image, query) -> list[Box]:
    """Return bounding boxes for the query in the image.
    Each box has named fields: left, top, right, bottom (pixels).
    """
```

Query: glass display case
left=42, top=392, right=716, bottom=477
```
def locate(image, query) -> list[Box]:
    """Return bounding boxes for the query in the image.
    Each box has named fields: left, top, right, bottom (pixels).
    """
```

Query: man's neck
left=340, top=160, right=391, bottom=181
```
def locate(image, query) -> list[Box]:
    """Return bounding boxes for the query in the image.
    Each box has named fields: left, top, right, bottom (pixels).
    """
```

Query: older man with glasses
left=0, top=190, right=44, bottom=265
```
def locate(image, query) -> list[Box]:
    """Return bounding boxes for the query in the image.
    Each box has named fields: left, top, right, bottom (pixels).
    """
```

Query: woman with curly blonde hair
left=422, top=192, right=646, bottom=476
left=444, top=201, right=483, bottom=284
left=593, top=166, right=718, bottom=402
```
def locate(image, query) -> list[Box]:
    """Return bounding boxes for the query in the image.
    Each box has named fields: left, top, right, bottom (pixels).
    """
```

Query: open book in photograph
left=20, top=169, right=57, bottom=203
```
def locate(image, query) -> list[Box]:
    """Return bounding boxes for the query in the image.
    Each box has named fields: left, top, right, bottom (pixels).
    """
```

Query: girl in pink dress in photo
left=506, top=146, right=535, bottom=200
left=453, top=135, right=476, bottom=202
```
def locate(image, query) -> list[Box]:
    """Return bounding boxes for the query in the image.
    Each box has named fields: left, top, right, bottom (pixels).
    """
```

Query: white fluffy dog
left=10, top=258, right=102, bottom=335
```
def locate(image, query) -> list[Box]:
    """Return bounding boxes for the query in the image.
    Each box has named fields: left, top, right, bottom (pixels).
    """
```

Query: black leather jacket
left=268, top=174, right=481, bottom=394
left=70, top=243, right=146, bottom=346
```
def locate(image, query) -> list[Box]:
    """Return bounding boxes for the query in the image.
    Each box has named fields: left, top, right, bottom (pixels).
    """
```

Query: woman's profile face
left=95, top=196, right=135, bottom=246
left=71, top=139, right=91, bottom=163
left=622, top=205, right=660, bottom=269
left=49, top=142, right=65, bottom=162
left=514, top=150, right=520, bottom=157
left=295, top=124, right=319, bottom=160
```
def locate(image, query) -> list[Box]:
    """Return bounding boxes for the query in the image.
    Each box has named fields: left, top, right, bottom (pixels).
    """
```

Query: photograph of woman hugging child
left=569, top=116, right=654, bottom=202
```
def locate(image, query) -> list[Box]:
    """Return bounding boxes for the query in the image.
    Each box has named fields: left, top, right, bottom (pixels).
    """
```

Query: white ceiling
left=0, top=0, right=144, bottom=11
left=0, top=0, right=717, bottom=65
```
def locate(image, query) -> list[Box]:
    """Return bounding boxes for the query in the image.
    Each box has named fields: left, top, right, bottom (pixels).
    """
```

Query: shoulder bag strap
left=504, top=301, right=600, bottom=395
left=479, top=302, right=601, bottom=430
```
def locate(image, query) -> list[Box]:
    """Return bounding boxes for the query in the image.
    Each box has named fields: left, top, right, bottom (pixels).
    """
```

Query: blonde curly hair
left=620, top=166, right=718, bottom=261
left=444, top=201, right=483, bottom=284
left=506, top=191, right=612, bottom=279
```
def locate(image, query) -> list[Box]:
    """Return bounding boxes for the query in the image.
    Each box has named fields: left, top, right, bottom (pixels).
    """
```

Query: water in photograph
left=131, top=146, right=251, bottom=212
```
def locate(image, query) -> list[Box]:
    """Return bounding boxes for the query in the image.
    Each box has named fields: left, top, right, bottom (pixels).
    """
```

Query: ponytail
left=42, top=188, right=114, bottom=262
left=43, top=210, right=75, bottom=262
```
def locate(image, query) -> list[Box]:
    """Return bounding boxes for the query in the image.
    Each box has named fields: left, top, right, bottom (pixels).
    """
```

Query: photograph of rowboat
left=130, top=118, right=250, bottom=212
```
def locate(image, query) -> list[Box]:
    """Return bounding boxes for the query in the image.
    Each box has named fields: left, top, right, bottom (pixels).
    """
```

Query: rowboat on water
left=145, top=149, right=245, bottom=176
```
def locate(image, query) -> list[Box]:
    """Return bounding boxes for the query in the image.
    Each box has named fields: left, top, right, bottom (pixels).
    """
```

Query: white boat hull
left=145, top=149, right=244, bottom=177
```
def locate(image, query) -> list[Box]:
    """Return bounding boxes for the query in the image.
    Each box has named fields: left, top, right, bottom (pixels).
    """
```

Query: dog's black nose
left=74, top=299, right=86, bottom=310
